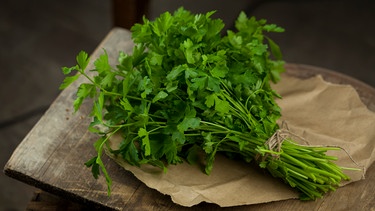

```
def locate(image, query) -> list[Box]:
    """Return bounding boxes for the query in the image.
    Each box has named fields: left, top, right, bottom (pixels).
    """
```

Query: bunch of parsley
left=61, top=8, right=352, bottom=200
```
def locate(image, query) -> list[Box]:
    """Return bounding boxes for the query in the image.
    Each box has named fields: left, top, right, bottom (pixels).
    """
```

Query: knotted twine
left=256, top=121, right=365, bottom=179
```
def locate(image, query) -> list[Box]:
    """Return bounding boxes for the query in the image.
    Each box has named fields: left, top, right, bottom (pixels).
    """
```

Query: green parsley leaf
left=61, top=65, right=79, bottom=75
left=138, top=128, right=151, bottom=156
left=205, top=93, right=216, bottom=108
left=177, top=117, right=201, bottom=132
left=73, top=83, right=96, bottom=111
left=59, top=74, right=79, bottom=90
left=76, top=51, right=90, bottom=71
left=152, top=91, right=168, bottom=103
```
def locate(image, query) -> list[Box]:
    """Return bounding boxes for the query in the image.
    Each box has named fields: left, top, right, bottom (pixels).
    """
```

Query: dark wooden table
left=4, top=28, right=375, bottom=210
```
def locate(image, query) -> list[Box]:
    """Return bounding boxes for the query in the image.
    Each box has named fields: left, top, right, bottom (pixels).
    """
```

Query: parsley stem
left=126, top=95, right=151, bottom=102
left=148, top=126, right=167, bottom=134
left=79, top=69, right=151, bottom=102
left=104, top=120, right=166, bottom=129
left=79, top=71, right=123, bottom=97
left=284, top=151, right=329, bottom=163
left=200, top=120, right=231, bottom=131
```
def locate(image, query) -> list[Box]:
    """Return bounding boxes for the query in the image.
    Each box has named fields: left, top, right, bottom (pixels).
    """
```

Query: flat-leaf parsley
left=61, top=8, right=355, bottom=200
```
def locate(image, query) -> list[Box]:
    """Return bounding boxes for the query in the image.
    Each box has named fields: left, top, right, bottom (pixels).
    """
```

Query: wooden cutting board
left=4, top=28, right=375, bottom=210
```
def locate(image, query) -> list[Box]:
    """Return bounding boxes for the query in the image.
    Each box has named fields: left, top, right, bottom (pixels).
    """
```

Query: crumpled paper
left=106, top=73, right=375, bottom=207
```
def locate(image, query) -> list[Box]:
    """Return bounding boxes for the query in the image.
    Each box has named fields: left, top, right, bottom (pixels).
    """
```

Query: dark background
left=1, top=0, right=374, bottom=210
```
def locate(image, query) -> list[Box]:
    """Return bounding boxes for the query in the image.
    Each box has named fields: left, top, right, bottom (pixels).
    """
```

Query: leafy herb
left=61, top=8, right=354, bottom=200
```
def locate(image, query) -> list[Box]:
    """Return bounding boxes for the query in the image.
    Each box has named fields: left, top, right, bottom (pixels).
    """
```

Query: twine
left=257, top=121, right=365, bottom=179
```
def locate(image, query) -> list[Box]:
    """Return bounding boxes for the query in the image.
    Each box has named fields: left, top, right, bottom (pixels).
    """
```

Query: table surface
left=4, top=28, right=375, bottom=211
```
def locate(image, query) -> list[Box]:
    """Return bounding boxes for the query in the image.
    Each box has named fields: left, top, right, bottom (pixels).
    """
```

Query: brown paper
left=274, top=74, right=375, bottom=182
left=106, top=74, right=375, bottom=207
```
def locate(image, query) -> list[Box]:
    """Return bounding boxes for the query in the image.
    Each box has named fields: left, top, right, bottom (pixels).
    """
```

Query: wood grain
left=4, top=28, right=375, bottom=211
